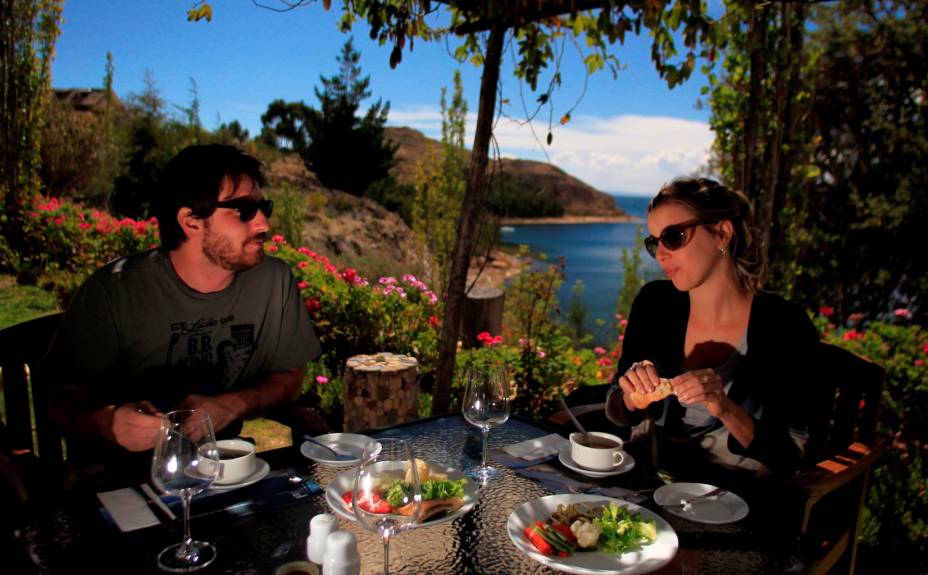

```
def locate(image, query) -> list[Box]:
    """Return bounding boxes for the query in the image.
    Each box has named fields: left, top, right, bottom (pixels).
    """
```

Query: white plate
left=558, top=448, right=636, bottom=478
left=208, top=458, right=270, bottom=492
left=653, top=483, right=749, bottom=525
left=300, top=433, right=374, bottom=466
left=325, top=462, right=478, bottom=528
left=507, top=494, right=678, bottom=575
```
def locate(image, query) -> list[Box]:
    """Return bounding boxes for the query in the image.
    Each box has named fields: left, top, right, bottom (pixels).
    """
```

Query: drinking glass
left=462, top=364, right=511, bottom=482
left=151, top=409, right=221, bottom=572
left=353, top=438, right=421, bottom=575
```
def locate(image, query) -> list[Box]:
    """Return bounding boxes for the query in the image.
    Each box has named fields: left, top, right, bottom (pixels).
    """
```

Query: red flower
left=272, top=234, right=285, bottom=243
left=298, top=261, right=308, bottom=269
left=819, top=306, right=834, bottom=317
left=304, top=297, right=321, bottom=316
left=342, top=268, right=358, bottom=284
left=915, top=359, right=924, bottom=367
left=597, top=357, right=613, bottom=367
left=266, top=244, right=278, bottom=253
left=297, top=280, right=308, bottom=290
left=594, top=346, right=606, bottom=355
left=428, top=315, right=439, bottom=328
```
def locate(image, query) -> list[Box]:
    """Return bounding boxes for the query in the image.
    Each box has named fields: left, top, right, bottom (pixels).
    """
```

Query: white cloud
left=389, top=108, right=715, bottom=195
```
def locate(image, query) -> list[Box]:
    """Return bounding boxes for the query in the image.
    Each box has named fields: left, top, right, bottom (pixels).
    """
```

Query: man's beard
left=202, top=225, right=265, bottom=271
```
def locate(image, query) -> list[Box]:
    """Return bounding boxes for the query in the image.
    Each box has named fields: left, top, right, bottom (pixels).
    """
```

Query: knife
left=138, top=483, right=177, bottom=521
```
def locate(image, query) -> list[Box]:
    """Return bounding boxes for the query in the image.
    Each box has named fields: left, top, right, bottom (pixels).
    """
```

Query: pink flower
left=379, top=276, right=397, bottom=286
left=53, top=216, right=64, bottom=225
left=272, top=234, right=285, bottom=243
left=915, top=359, right=924, bottom=367
left=619, top=319, right=628, bottom=328
left=848, top=312, right=865, bottom=324
left=266, top=244, right=278, bottom=253
left=477, top=332, right=491, bottom=342
left=79, top=222, right=91, bottom=230
left=315, top=375, right=329, bottom=385
left=923, top=343, right=928, bottom=355
left=594, top=346, right=606, bottom=356
left=819, top=306, right=834, bottom=317
left=843, top=330, right=862, bottom=341
left=297, top=261, right=308, bottom=269
left=297, top=281, right=308, bottom=290
left=537, top=350, right=546, bottom=359
left=597, top=357, right=613, bottom=367
left=618, top=335, right=624, bottom=341
left=894, top=308, right=912, bottom=320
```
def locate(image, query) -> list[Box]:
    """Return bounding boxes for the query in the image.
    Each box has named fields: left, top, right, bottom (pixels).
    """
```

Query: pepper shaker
left=307, top=513, right=338, bottom=564
left=322, top=531, right=360, bottom=575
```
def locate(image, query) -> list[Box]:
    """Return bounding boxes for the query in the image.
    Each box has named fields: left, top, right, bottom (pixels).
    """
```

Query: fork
left=661, top=487, right=727, bottom=509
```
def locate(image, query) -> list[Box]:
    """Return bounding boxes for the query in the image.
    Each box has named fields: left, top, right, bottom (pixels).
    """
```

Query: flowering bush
left=813, top=308, right=927, bottom=559
left=2, top=195, right=160, bottom=298
left=268, top=237, right=441, bottom=411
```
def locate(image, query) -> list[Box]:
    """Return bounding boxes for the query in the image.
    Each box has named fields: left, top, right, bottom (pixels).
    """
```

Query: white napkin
left=97, top=488, right=160, bottom=532
left=502, top=434, right=570, bottom=461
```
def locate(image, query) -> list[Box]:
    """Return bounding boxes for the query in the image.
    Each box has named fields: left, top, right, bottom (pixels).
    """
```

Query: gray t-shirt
left=43, top=249, right=321, bottom=410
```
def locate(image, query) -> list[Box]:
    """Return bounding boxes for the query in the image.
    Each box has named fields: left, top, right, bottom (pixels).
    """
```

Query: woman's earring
left=719, top=247, right=727, bottom=257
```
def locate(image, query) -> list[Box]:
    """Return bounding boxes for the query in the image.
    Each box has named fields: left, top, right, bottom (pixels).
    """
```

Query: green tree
left=0, top=0, right=63, bottom=275
left=261, top=37, right=396, bottom=196
left=412, top=70, right=468, bottom=293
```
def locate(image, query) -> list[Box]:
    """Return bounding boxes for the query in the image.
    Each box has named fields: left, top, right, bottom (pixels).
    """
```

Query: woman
left=606, top=177, right=819, bottom=487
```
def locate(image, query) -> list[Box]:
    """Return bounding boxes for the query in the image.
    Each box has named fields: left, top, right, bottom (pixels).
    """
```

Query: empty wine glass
left=151, top=409, right=221, bottom=572
left=353, top=438, right=421, bottom=575
left=462, top=363, right=511, bottom=482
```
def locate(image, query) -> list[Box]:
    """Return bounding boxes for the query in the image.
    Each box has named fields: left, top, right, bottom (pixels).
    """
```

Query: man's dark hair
left=156, top=144, right=266, bottom=250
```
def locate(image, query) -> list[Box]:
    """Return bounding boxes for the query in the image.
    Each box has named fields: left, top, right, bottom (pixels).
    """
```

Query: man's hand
left=174, top=394, right=240, bottom=433
left=108, top=401, right=163, bottom=452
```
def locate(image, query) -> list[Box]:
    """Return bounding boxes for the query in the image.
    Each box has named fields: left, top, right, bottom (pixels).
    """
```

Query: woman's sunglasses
left=644, top=219, right=708, bottom=258
left=214, top=198, right=274, bottom=222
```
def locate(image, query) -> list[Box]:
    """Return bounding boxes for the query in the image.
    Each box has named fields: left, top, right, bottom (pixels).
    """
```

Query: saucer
left=654, top=483, right=749, bottom=525
left=300, top=433, right=373, bottom=466
left=558, top=448, right=635, bottom=478
left=209, top=458, right=270, bottom=491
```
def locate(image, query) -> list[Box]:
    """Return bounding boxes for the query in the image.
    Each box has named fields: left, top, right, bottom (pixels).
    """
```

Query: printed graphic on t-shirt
left=166, top=319, right=254, bottom=386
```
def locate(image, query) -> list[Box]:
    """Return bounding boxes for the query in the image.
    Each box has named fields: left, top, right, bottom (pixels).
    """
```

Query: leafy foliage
left=261, top=38, right=397, bottom=196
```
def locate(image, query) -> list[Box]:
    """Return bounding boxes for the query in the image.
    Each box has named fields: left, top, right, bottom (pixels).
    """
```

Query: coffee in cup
left=214, top=438, right=256, bottom=485
left=569, top=431, right=625, bottom=471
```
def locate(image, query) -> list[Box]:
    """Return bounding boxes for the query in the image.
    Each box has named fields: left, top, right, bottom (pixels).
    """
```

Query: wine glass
left=353, top=438, right=422, bottom=575
left=462, top=364, right=511, bottom=482
left=151, top=409, right=221, bottom=572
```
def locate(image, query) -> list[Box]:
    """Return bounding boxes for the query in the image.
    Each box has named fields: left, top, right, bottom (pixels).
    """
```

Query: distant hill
left=385, top=127, right=625, bottom=218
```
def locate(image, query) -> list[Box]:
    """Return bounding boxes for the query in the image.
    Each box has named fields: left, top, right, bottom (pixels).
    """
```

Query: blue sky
left=52, top=2, right=716, bottom=195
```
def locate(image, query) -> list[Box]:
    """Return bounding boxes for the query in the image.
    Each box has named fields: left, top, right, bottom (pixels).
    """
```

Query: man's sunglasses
left=214, top=198, right=274, bottom=222
left=644, top=219, right=708, bottom=258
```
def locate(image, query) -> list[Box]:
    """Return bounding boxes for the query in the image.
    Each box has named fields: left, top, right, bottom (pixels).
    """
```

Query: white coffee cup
left=214, top=438, right=256, bottom=485
left=569, top=431, right=625, bottom=471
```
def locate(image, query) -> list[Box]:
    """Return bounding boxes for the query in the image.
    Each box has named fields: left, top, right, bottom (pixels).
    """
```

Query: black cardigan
left=613, top=280, right=820, bottom=475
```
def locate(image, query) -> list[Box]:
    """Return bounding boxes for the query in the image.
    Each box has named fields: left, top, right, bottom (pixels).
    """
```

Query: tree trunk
left=343, top=353, right=419, bottom=432
left=739, top=1, right=768, bottom=201
left=461, top=285, right=505, bottom=349
left=432, top=23, right=505, bottom=415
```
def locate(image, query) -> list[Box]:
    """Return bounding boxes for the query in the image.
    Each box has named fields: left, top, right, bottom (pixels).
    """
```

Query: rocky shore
left=500, top=214, right=640, bottom=225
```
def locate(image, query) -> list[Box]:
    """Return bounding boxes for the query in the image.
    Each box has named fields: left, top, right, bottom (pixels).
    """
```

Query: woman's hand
left=671, top=369, right=732, bottom=419
left=618, top=360, right=661, bottom=410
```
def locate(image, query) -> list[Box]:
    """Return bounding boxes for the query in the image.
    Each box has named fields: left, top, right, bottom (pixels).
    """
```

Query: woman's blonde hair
left=649, top=177, right=766, bottom=292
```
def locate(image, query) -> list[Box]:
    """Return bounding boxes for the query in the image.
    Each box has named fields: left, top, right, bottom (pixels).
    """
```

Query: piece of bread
left=397, top=497, right=465, bottom=521
left=627, top=378, right=674, bottom=410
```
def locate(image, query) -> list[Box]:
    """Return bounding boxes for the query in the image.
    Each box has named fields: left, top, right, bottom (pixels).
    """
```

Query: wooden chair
left=0, top=312, right=65, bottom=499
left=788, top=343, right=885, bottom=575
left=549, top=342, right=885, bottom=575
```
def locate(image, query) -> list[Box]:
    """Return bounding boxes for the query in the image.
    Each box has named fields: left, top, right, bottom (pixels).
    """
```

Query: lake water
left=499, top=194, right=662, bottom=346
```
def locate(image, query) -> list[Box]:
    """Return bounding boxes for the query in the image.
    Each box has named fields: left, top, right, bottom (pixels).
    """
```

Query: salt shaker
left=307, top=513, right=338, bottom=564
left=322, top=531, right=360, bottom=575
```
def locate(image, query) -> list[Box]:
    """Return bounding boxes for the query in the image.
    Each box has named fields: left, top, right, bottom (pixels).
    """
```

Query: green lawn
left=0, top=275, right=60, bottom=330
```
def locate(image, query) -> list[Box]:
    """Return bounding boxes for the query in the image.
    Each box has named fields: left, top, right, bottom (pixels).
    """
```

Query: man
left=40, top=144, right=321, bottom=470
